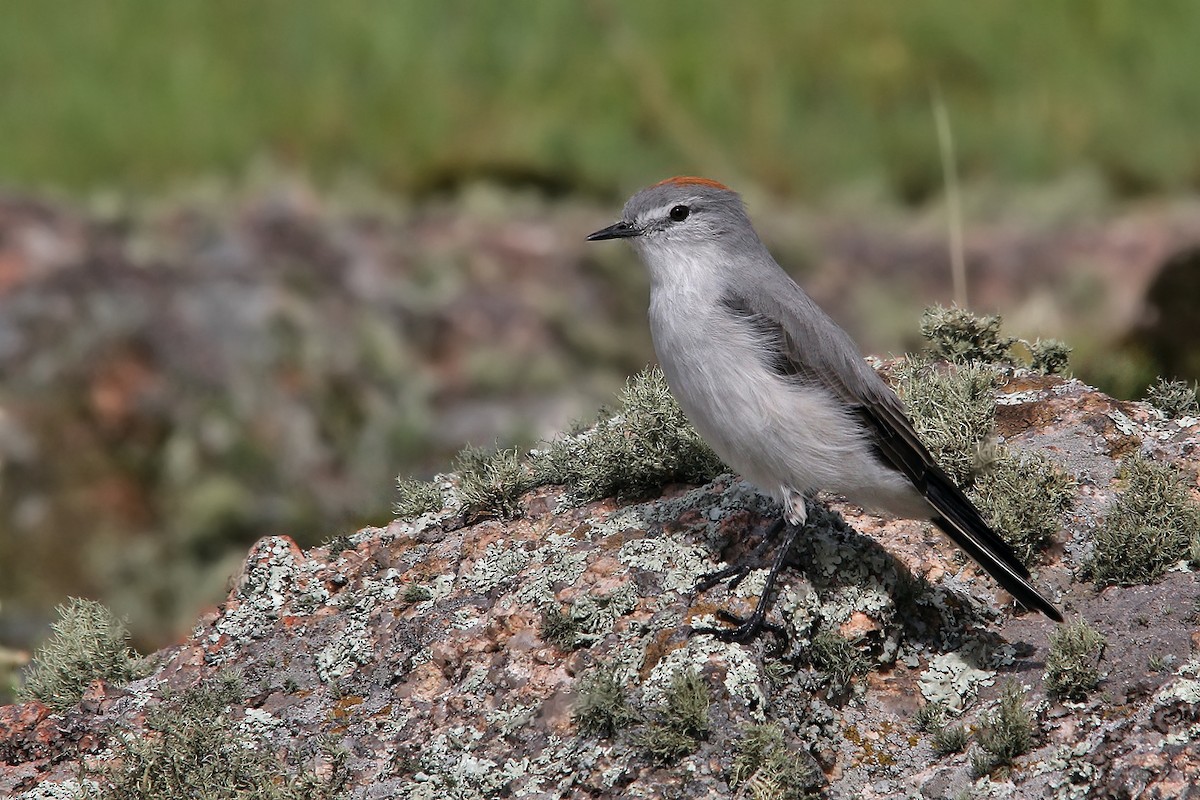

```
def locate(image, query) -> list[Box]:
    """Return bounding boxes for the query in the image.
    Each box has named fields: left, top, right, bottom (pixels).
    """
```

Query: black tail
left=848, top=386, right=1063, bottom=621
left=926, top=470, right=1063, bottom=622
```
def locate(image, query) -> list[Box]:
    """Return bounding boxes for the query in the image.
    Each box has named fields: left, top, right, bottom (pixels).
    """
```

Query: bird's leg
left=691, top=517, right=801, bottom=646
left=695, top=517, right=787, bottom=593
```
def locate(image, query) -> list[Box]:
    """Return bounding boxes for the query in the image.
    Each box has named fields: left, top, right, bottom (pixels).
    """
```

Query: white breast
left=646, top=279, right=927, bottom=520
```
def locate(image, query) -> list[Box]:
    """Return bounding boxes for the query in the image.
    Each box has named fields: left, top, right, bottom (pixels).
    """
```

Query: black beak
left=586, top=220, right=642, bottom=241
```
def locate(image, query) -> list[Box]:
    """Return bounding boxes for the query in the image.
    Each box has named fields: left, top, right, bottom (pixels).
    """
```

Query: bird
left=586, top=176, right=1063, bottom=640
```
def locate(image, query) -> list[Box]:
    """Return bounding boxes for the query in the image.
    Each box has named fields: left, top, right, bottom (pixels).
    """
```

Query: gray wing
left=720, top=281, right=1063, bottom=621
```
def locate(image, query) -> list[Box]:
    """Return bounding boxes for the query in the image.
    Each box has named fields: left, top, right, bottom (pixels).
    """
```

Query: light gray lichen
left=617, top=535, right=713, bottom=595
left=464, top=540, right=533, bottom=594
left=210, top=537, right=328, bottom=656
left=641, top=637, right=768, bottom=723
left=919, top=646, right=998, bottom=711
left=512, top=546, right=589, bottom=607
left=315, top=617, right=374, bottom=683
left=16, top=779, right=102, bottom=800
left=558, top=583, right=639, bottom=646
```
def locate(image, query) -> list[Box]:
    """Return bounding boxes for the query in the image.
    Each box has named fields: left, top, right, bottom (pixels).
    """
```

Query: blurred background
left=2, top=1, right=1199, bottom=700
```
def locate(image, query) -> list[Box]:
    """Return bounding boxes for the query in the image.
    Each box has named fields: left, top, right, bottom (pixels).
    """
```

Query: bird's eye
left=669, top=205, right=690, bottom=222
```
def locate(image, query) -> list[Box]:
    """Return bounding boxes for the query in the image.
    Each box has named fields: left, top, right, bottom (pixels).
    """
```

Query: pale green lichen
left=767, top=502, right=926, bottom=663
left=1161, top=677, right=1200, bottom=704
left=512, top=545, right=590, bottom=608
left=214, top=537, right=328, bottom=649
left=1089, top=454, right=1200, bottom=586
left=18, top=598, right=142, bottom=711
left=535, top=367, right=726, bottom=502
left=893, top=357, right=999, bottom=486
left=567, top=584, right=639, bottom=640
left=970, top=682, right=1035, bottom=777
left=617, top=533, right=713, bottom=595
left=540, top=584, right=637, bottom=650
left=919, top=305, right=1070, bottom=374
left=464, top=540, right=533, bottom=593
left=919, top=641, right=999, bottom=711
left=451, top=607, right=481, bottom=630
left=1145, top=377, right=1200, bottom=419
left=15, top=777, right=101, bottom=798
left=1045, top=619, right=1107, bottom=701
left=644, top=636, right=768, bottom=723
left=403, top=725, right=512, bottom=799
left=311, top=567, right=415, bottom=681
left=970, top=448, right=1076, bottom=566
left=730, top=722, right=822, bottom=800
left=315, top=617, right=373, bottom=683
left=483, top=701, right=539, bottom=736
left=1037, top=740, right=1101, bottom=800
left=636, top=668, right=711, bottom=764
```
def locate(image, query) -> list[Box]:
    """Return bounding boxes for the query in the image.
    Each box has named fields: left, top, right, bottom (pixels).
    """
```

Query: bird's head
left=587, top=177, right=764, bottom=284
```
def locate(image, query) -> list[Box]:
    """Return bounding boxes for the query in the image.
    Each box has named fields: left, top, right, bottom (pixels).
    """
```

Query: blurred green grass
left=2, top=1, right=1199, bottom=198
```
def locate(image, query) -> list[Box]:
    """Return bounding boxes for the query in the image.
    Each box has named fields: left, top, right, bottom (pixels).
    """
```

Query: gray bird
left=587, top=176, right=1062, bottom=639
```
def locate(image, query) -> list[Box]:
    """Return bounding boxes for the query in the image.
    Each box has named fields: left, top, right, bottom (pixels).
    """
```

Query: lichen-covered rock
left=2, top=374, right=1199, bottom=798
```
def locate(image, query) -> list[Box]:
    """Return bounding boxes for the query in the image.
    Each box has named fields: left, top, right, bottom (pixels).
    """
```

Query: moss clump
left=1089, top=455, right=1200, bottom=587
left=573, top=663, right=639, bottom=738
left=81, top=676, right=347, bottom=800
left=808, top=631, right=871, bottom=697
left=637, top=669, right=711, bottom=764
left=453, top=445, right=534, bottom=521
left=539, top=607, right=583, bottom=651
left=920, top=306, right=1016, bottom=365
left=396, top=368, right=723, bottom=523
left=913, top=702, right=969, bottom=757
left=1045, top=618, right=1107, bottom=701
left=536, top=367, right=726, bottom=502
left=394, top=478, right=444, bottom=519
left=322, top=534, right=354, bottom=558
left=970, top=682, right=1034, bottom=777
left=730, top=723, right=822, bottom=800
left=912, top=702, right=947, bottom=733
left=397, top=443, right=535, bottom=523
left=894, top=358, right=998, bottom=486
left=402, top=583, right=432, bottom=603
left=1028, top=338, right=1072, bottom=376
left=18, top=598, right=142, bottom=711
left=1145, top=377, right=1200, bottom=418
left=918, top=305, right=1070, bottom=375
left=971, top=448, right=1076, bottom=566
left=931, top=724, right=969, bottom=756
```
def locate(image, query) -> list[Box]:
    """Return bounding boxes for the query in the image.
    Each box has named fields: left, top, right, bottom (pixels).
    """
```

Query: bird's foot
left=695, top=560, right=753, bottom=593
left=693, top=518, right=787, bottom=594
left=691, top=609, right=788, bottom=652
left=691, top=517, right=797, bottom=649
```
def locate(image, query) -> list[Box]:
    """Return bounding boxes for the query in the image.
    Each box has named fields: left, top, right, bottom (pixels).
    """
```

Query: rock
left=3, top=373, right=1200, bottom=799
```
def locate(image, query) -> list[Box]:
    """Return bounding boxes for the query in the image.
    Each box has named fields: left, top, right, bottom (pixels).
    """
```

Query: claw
left=693, top=518, right=786, bottom=594
left=695, top=561, right=752, bottom=593
left=691, top=609, right=788, bottom=652
left=690, top=517, right=799, bottom=648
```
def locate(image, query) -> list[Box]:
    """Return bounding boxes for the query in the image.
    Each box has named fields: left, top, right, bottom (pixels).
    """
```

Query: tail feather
left=926, top=471, right=1063, bottom=622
